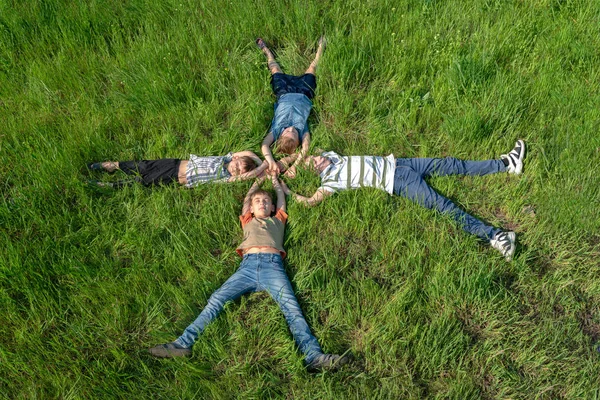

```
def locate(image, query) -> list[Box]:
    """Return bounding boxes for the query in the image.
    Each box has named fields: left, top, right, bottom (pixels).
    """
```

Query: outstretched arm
left=280, top=181, right=331, bottom=207
left=270, top=173, right=286, bottom=213
left=232, top=150, right=262, bottom=165
left=241, top=177, right=266, bottom=215
left=261, top=132, right=279, bottom=173
left=228, top=161, right=268, bottom=182
left=277, top=153, right=300, bottom=174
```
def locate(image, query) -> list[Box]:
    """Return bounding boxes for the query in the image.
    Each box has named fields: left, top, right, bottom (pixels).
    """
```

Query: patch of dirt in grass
left=492, top=207, right=520, bottom=232
left=456, top=306, right=488, bottom=345
left=553, top=303, right=565, bottom=317
left=516, top=290, right=541, bottom=322
left=588, top=234, right=600, bottom=248
left=479, top=373, right=498, bottom=400
left=578, top=306, right=600, bottom=343
left=492, top=270, right=517, bottom=291
left=530, top=250, right=556, bottom=278
left=318, top=309, right=330, bottom=326
left=237, top=292, right=270, bottom=328
left=406, top=361, right=430, bottom=398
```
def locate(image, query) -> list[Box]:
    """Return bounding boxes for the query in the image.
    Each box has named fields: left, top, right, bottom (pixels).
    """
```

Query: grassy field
left=1, top=0, right=600, bottom=398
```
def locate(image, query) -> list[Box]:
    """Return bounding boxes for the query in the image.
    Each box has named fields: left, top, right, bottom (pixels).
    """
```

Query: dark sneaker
left=255, top=38, right=266, bottom=50
left=87, top=162, right=104, bottom=171
left=306, top=353, right=351, bottom=372
left=490, top=231, right=516, bottom=261
left=148, top=342, right=191, bottom=358
left=501, top=140, right=526, bottom=175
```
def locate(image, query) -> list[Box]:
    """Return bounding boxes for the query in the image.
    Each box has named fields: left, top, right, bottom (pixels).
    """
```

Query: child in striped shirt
left=280, top=141, right=526, bottom=261
left=87, top=151, right=266, bottom=188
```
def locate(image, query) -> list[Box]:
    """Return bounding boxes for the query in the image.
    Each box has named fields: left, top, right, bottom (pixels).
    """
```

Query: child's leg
left=396, top=157, right=506, bottom=178
left=118, top=159, right=181, bottom=186
left=94, top=161, right=119, bottom=172
left=304, top=36, right=326, bottom=76
left=256, top=38, right=282, bottom=75
left=259, top=255, right=323, bottom=363
left=116, top=161, right=142, bottom=176
left=393, top=166, right=501, bottom=241
left=175, top=264, right=257, bottom=348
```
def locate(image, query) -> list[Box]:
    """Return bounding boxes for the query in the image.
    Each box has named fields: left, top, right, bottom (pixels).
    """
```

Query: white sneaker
left=501, top=140, right=526, bottom=175
left=490, top=231, right=516, bottom=261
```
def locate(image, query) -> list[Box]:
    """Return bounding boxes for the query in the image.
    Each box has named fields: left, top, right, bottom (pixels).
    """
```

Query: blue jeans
left=393, top=157, right=507, bottom=241
left=175, top=253, right=323, bottom=363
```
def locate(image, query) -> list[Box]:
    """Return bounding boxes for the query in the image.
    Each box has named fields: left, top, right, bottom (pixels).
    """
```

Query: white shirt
left=185, top=153, right=232, bottom=187
left=318, top=151, right=396, bottom=194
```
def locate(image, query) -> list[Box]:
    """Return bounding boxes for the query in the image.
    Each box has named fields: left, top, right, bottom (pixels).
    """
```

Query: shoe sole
left=514, top=140, right=525, bottom=175
left=148, top=349, right=191, bottom=358
left=504, top=232, right=516, bottom=261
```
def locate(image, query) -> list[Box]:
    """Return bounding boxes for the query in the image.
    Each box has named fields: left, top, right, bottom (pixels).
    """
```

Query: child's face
left=227, top=157, right=246, bottom=176
left=251, top=193, right=274, bottom=218
left=305, top=156, right=331, bottom=173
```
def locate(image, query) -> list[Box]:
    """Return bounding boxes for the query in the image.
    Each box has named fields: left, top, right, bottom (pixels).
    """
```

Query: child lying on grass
left=87, top=151, right=267, bottom=188
left=257, top=36, right=326, bottom=178
left=280, top=141, right=527, bottom=261
left=148, top=173, right=351, bottom=372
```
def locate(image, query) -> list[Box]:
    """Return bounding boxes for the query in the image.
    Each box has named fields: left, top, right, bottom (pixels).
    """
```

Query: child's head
left=276, top=127, right=300, bottom=154
left=250, top=189, right=274, bottom=218
left=304, top=155, right=331, bottom=173
left=227, top=156, right=256, bottom=176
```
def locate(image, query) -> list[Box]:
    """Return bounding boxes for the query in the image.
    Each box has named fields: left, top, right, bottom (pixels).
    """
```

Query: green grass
left=1, top=0, right=600, bottom=397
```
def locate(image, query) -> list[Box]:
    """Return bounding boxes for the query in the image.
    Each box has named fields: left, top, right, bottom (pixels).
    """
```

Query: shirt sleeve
left=319, top=161, right=342, bottom=193
left=239, top=212, right=253, bottom=228
left=274, top=209, right=288, bottom=224
left=222, top=152, right=233, bottom=163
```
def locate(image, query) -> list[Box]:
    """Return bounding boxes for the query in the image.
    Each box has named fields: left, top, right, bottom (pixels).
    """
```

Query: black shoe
left=87, top=162, right=104, bottom=171
left=148, top=342, right=192, bottom=358
left=306, top=353, right=351, bottom=372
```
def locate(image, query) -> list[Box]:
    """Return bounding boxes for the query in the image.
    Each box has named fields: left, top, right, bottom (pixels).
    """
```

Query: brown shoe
left=148, top=342, right=191, bottom=358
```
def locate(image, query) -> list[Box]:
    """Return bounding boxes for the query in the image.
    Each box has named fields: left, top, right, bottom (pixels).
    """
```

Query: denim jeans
left=393, top=157, right=507, bottom=241
left=175, top=253, right=323, bottom=363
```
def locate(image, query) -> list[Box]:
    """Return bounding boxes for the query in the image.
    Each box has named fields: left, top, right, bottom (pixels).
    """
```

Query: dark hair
left=276, top=135, right=299, bottom=155
left=238, top=156, right=256, bottom=173
left=250, top=189, right=273, bottom=202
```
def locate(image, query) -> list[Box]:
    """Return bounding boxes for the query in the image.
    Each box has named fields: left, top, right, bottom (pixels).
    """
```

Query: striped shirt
left=319, top=151, right=396, bottom=194
left=185, top=153, right=232, bottom=188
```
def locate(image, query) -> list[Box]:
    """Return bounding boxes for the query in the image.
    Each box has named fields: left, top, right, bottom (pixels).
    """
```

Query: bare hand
left=283, top=166, right=296, bottom=179
left=268, top=160, right=281, bottom=174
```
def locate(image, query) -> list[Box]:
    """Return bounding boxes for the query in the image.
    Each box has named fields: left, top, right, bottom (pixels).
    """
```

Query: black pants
left=119, top=159, right=182, bottom=186
left=271, top=73, right=317, bottom=100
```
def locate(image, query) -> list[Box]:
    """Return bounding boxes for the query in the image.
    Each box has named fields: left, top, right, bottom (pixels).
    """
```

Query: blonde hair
left=276, top=135, right=299, bottom=155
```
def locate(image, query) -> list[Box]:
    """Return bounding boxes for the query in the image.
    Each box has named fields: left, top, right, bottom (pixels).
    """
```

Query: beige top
left=236, top=209, right=288, bottom=259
